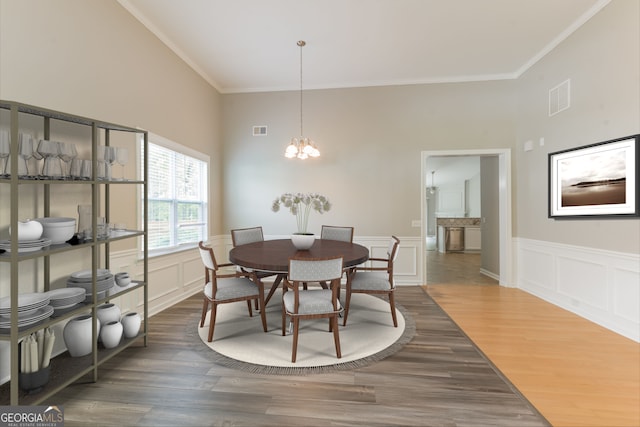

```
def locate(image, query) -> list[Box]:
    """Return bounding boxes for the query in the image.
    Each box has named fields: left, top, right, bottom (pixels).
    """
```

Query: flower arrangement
left=272, top=192, right=331, bottom=234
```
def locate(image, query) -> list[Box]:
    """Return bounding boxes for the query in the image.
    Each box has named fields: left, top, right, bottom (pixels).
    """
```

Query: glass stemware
left=116, top=147, right=128, bottom=180
left=58, top=142, right=78, bottom=179
left=37, top=139, right=63, bottom=179
left=18, top=133, right=35, bottom=178
left=96, top=145, right=107, bottom=180
left=0, top=130, right=10, bottom=177
left=104, top=146, right=116, bottom=180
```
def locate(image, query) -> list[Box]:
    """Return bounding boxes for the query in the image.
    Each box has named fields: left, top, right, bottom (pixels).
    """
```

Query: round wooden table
left=229, top=238, right=369, bottom=305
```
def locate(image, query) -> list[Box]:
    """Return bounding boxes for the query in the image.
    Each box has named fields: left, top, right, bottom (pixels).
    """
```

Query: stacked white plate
left=46, top=287, right=86, bottom=312
left=0, top=238, right=52, bottom=253
left=0, top=292, right=53, bottom=330
left=66, top=269, right=115, bottom=300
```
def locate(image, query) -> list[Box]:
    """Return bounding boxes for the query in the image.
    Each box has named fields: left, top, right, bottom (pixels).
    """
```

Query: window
left=140, top=133, right=209, bottom=255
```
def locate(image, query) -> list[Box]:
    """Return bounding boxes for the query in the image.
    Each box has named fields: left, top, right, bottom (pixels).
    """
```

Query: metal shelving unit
left=0, top=100, right=148, bottom=405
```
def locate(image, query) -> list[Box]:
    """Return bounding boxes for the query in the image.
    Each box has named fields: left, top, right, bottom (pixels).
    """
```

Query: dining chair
left=230, top=226, right=283, bottom=307
left=282, top=256, right=344, bottom=363
left=320, top=225, right=354, bottom=243
left=231, top=226, right=265, bottom=247
left=342, top=236, right=400, bottom=327
left=198, top=241, right=267, bottom=342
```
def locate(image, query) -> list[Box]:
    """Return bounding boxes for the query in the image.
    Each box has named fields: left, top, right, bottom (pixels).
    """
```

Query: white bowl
left=115, top=273, right=131, bottom=287
left=34, top=217, right=76, bottom=244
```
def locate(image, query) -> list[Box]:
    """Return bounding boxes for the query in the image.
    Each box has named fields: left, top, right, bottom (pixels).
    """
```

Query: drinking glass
left=104, top=146, right=116, bottom=180
left=116, top=147, right=128, bottom=180
left=81, top=159, right=92, bottom=180
left=58, top=142, right=77, bottom=179
left=0, top=130, right=10, bottom=177
left=96, top=145, right=108, bottom=180
left=37, top=139, right=62, bottom=179
left=18, top=133, right=35, bottom=178
left=70, top=158, right=84, bottom=179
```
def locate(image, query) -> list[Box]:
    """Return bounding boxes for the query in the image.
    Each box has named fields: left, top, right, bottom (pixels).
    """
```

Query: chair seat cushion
left=350, top=272, right=392, bottom=291
left=283, top=289, right=342, bottom=315
left=204, top=277, right=259, bottom=301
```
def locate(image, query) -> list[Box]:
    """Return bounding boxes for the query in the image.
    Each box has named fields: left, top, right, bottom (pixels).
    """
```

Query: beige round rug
left=196, top=293, right=415, bottom=374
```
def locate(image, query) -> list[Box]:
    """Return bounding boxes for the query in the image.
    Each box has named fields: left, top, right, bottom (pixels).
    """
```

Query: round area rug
left=195, top=293, right=415, bottom=374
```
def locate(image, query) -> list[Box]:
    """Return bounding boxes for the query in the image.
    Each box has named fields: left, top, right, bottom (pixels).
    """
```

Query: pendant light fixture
left=428, top=171, right=436, bottom=194
left=284, top=40, right=320, bottom=159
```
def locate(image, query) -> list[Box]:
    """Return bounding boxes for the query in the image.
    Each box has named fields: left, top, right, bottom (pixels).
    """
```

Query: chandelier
left=284, top=40, right=320, bottom=159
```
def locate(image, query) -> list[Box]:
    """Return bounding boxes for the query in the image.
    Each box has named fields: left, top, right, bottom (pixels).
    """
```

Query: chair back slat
left=231, top=226, right=264, bottom=246
left=288, top=256, right=344, bottom=282
left=320, top=225, right=354, bottom=243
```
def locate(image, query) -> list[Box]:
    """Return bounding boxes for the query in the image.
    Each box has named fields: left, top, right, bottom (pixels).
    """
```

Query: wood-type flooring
left=43, top=250, right=639, bottom=426
left=425, top=250, right=640, bottom=427
left=51, top=286, right=547, bottom=426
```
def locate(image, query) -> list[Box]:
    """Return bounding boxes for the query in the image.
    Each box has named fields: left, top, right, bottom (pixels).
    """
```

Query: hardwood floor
left=427, top=284, right=640, bottom=427
left=426, top=249, right=497, bottom=285
left=425, top=249, right=640, bottom=427
left=52, top=286, right=548, bottom=427
left=41, top=252, right=640, bottom=426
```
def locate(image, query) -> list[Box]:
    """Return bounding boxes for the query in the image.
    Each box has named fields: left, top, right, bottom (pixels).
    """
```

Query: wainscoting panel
left=516, top=237, right=639, bottom=342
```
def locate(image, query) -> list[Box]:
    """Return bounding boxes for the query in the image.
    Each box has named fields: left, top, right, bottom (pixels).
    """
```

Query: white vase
left=291, top=233, right=315, bottom=250
left=96, top=303, right=121, bottom=327
left=121, top=312, right=141, bottom=338
left=63, top=314, right=100, bottom=357
left=100, top=321, right=123, bottom=349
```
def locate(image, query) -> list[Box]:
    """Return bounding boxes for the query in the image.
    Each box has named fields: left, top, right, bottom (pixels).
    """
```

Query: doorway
left=420, top=149, right=512, bottom=287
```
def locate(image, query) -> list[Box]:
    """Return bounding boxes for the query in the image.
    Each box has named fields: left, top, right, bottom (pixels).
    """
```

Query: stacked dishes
left=0, top=293, right=53, bottom=330
left=66, top=269, right=114, bottom=302
left=0, top=238, right=52, bottom=253
left=46, top=287, right=86, bottom=314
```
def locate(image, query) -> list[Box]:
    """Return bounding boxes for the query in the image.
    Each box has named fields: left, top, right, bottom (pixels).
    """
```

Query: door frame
left=420, top=148, right=513, bottom=286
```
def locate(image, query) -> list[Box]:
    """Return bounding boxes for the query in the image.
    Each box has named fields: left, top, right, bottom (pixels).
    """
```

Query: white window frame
left=138, top=132, right=209, bottom=257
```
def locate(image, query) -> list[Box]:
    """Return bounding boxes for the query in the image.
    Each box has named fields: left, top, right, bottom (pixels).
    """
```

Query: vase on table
left=291, top=233, right=315, bottom=250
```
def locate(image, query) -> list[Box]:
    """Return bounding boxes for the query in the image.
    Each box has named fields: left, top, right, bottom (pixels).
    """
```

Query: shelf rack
left=0, top=100, right=148, bottom=405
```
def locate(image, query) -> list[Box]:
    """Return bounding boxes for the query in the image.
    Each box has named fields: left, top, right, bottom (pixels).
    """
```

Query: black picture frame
left=548, top=134, right=639, bottom=219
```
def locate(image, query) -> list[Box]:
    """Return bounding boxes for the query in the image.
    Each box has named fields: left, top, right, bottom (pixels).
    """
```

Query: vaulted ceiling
left=118, top=0, right=609, bottom=93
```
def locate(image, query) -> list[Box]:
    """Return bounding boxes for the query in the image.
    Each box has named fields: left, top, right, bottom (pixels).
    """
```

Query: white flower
left=272, top=192, right=331, bottom=234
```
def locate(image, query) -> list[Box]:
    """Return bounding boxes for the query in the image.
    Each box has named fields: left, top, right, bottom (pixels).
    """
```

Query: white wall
left=513, top=0, right=639, bottom=340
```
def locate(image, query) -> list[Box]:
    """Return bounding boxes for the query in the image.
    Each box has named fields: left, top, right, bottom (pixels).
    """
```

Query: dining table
left=228, top=238, right=369, bottom=306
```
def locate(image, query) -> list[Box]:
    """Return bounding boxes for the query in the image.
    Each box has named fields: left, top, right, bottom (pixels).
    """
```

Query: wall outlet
left=411, top=220, right=421, bottom=227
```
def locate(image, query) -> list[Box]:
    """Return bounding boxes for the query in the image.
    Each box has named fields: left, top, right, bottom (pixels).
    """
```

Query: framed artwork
left=548, top=134, right=639, bottom=218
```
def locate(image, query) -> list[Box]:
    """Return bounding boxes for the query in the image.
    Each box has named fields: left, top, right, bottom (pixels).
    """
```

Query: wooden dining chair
left=320, top=225, right=354, bottom=243
left=230, top=226, right=283, bottom=307
left=342, top=236, right=400, bottom=327
left=198, top=241, right=267, bottom=342
left=282, top=256, right=344, bottom=363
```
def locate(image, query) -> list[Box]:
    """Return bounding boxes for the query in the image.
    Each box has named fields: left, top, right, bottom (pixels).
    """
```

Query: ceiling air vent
left=252, top=126, right=267, bottom=136
left=549, top=79, right=570, bottom=117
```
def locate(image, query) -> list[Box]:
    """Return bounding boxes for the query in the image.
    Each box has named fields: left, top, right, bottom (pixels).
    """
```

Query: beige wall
left=514, top=0, right=640, bottom=253
left=0, top=0, right=224, bottom=234
left=222, top=82, right=517, bottom=236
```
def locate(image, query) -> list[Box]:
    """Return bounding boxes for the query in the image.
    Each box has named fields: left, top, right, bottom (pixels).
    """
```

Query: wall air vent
left=252, top=125, right=267, bottom=136
left=549, top=79, right=571, bottom=117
